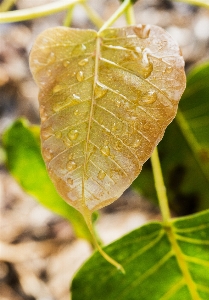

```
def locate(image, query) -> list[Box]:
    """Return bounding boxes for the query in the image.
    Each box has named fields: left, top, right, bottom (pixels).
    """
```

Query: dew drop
left=134, top=25, right=150, bottom=39
left=73, top=94, right=80, bottom=100
left=76, top=71, right=84, bottom=82
left=68, top=153, right=74, bottom=160
left=66, top=160, right=77, bottom=171
left=67, top=178, right=74, bottom=185
left=141, top=49, right=153, bottom=78
left=132, top=139, right=141, bottom=148
left=68, top=129, right=79, bottom=140
left=63, top=60, right=70, bottom=67
left=111, top=122, right=117, bottom=132
left=39, top=105, right=48, bottom=121
left=47, top=52, right=56, bottom=64
left=141, top=91, right=157, bottom=104
left=55, top=131, right=62, bottom=139
left=165, top=65, right=173, bottom=74
left=43, top=148, right=53, bottom=161
left=74, top=109, right=79, bottom=116
left=94, top=84, right=107, bottom=99
left=47, top=69, right=52, bottom=76
left=97, top=170, right=106, bottom=180
left=101, top=145, right=110, bottom=156
left=72, top=43, right=86, bottom=56
left=78, top=58, right=89, bottom=66
left=63, top=136, right=73, bottom=147
left=53, top=85, right=62, bottom=93
left=42, top=126, right=53, bottom=139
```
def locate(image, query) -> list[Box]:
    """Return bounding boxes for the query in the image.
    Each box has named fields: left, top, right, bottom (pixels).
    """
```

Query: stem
left=98, top=0, right=132, bottom=33
left=63, top=5, right=75, bottom=27
left=83, top=212, right=125, bottom=274
left=82, top=2, right=104, bottom=29
left=0, top=0, right=16, bottom=12
left=125, top=3, right=135, bottom=25
left=0, top=0, right=83, bottom=23
left=174, top=0, right=209, bottom=8
left=151, top=147, right=171, bottom=224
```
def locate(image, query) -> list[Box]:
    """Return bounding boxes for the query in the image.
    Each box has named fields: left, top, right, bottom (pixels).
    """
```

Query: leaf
left=133, top=61, right=209, bottom=215
left=29, top=25, right=186, bottom=219
left=71, top=209, right=209, bottom=300
left=176, top=61, right=209, bottom=182
left=2, top=119, right=93, bottom=243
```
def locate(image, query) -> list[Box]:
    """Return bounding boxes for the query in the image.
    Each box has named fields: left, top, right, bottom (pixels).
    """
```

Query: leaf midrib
left=81, top=34, right=100, bottom=212
left=166, top=223, right=201, bottom=300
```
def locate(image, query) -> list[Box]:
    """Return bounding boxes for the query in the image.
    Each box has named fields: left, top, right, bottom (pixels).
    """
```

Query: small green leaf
left=71, top=209, right=209, bottom=299
left=2, top=118, right=93, bottom=243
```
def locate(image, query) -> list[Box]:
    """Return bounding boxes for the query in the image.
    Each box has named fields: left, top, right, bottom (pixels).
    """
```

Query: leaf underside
left=29, top=25, right=186, bottom=216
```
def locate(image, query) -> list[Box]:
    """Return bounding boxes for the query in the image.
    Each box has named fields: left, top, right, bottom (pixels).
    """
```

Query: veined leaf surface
left=29, top=25, right=186, bottom=217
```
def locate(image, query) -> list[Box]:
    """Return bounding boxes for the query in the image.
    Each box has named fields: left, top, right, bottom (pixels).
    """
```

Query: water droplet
left=67, top=178, right=74, bottom=185
left=116, top=100, right=121, bottom=107
left=132, top=139, right=141, bottom=148
left=68, top=129, right=79, bottom=140
left=43, top=148, right=53, bottom=161
left=39, top=105, right=48, bottom=121
left=101, top=145, right=110, bottom=156
left=111, top=122, right=117, bottom=132
left=63, top=60, right=70, bottom=67
left=47, top=69, right=52, bottom=76
left=63, top=136, right=73, bottom=147
left=42, top=126, right=53, bottom=139
left=53, top=85, right=62, bottom=93
left=95, top=84, right=107, bottom=99
left=76, top=71, right=84, bottom=82
left=55, top=131, right=62, bottom=138
left=78, top=58, right=89, bottom=66
left=73, top=94, right=80, bottom=100
left=134, top=25, right=150, bottom=39
left=66, top=160, right=77, bottom=171
left=72, top=44, right=86, bottom=56
left=141, top=49, right=153, bottom=78
left=165, top=65, right=173, bottom=74
left=141, top=91, right=157, bottom=104
left=97, top=170, right=106, bottom=180
left=47, top=52, right=56, bottom=64
left=68, top=153, right=74, bottom=160
left=74, top=109, right=79, bottom=116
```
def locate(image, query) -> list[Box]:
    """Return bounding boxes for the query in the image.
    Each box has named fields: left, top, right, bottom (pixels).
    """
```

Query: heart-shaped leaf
left=29, top=25, right=186, bottom=219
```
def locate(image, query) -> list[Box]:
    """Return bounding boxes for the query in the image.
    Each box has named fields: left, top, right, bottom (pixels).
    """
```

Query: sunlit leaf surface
left=71, top=210, right=209, bottom=300
left=29, top=25, right=186, bottom=217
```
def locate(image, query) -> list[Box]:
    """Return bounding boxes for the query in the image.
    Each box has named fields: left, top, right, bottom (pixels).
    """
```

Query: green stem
left=151, top=147, right=171, bottom=224
left=0, top=0, right=16, bottom=12
left=125, top=2, right=135, bottom=25
left=0, top=0, right=83, bottom=23
left=63, top=5, right=75, bottom=27
left=173, top=0, right=209, bottom=8
left=98, top=0, right=132, bottom=33
left=82, top=2, right=104, bottom=29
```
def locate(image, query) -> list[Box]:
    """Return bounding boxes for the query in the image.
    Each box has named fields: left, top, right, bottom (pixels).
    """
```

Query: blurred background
left=0, top=0, right=209, bottom=299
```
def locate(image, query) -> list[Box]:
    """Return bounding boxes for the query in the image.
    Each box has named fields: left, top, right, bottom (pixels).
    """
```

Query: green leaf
left=2, top=118, right=93, bottom=243
left=133, top=61, right=209, bottom=215
left=71, top=209, right=209, bottom=299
